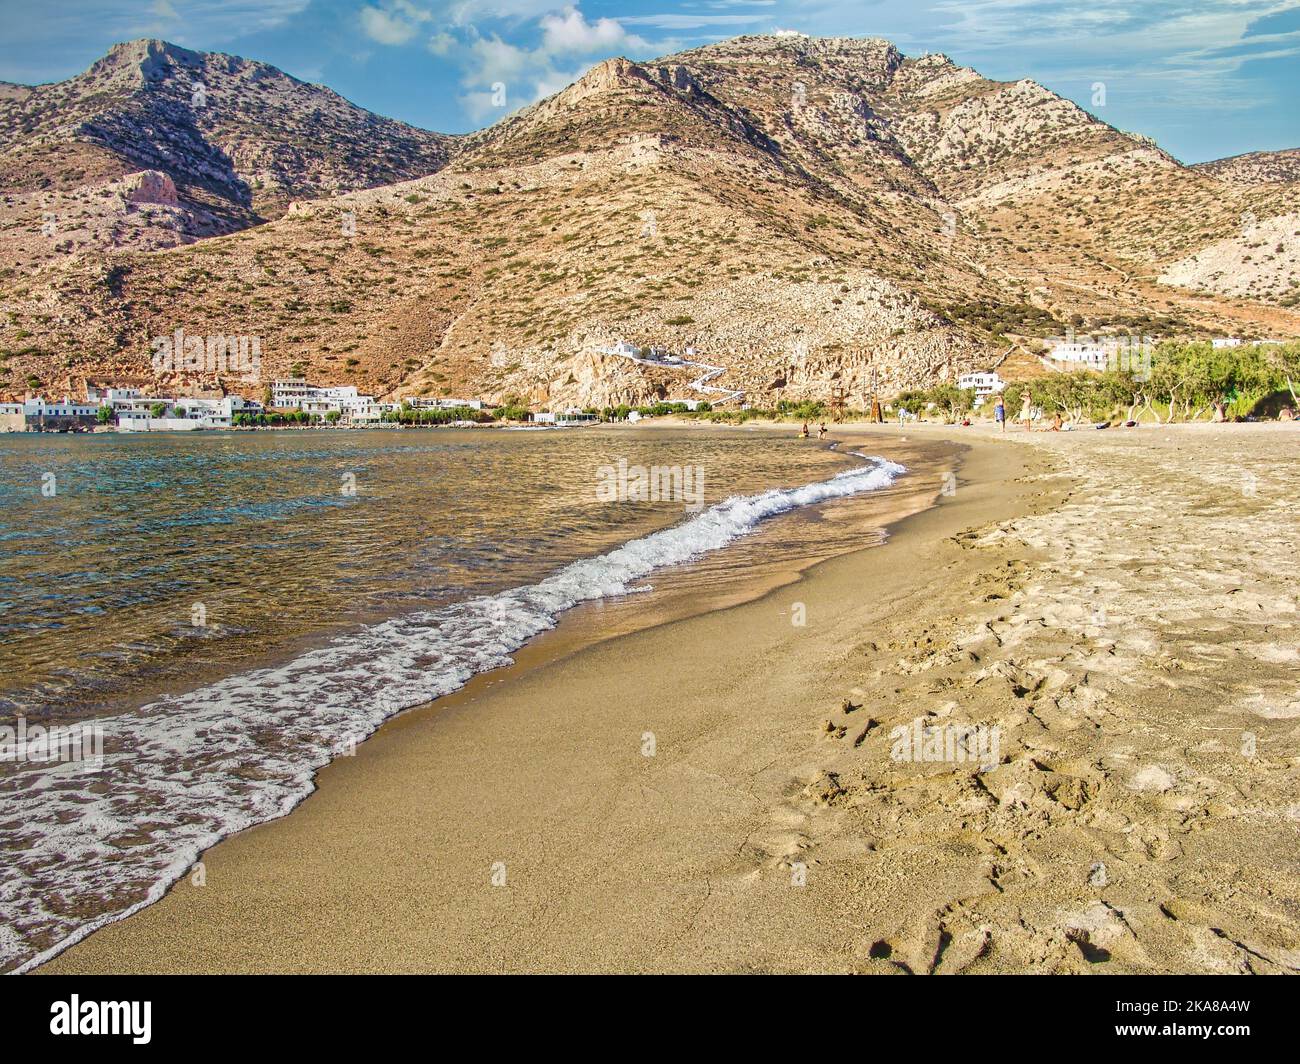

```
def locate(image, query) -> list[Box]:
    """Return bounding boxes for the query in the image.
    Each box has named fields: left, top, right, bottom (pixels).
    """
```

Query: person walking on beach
left=994, top=395, right=1006, bottom=432
left=817, top=422, right=827, bottom=439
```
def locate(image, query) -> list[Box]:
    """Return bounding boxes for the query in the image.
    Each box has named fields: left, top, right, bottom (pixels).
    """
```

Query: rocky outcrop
left=121, top=170, right=179, bottom=206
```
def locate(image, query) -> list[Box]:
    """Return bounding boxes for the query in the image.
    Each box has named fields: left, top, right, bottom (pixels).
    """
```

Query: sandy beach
left=38, top=421, right=1300, bottom=974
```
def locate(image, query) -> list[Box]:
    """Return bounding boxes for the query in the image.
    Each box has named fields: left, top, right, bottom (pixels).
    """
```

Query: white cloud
left=539, top=7, right=647, bottom=54
left=468, top=33, right=534, bottom=83
left=359, top=2, right=432, bottom=47
left=428, top=31, right=456, bottom=56
left=459, top=88, right=501, bottom=122
left=619, top=13, right=771, bottom=30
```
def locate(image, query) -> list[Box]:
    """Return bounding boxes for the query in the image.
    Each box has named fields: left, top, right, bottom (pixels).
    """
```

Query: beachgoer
left=799, top=421, right=809, bottom=438
left=817, top=422, right=827, bottom=439
left=1279, top=407, right=1294, bottom=422
left=994, top=396, right=1006, bottom=432
left=1050, top=412, right=1063, bottom=432
left=1019, top=393, right=1033, bottom=431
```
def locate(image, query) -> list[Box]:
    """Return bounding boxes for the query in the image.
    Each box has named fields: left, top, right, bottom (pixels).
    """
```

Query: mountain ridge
left=0, top=37, right=455, bottom=266
left=1, top=34, right=1296, bottom=407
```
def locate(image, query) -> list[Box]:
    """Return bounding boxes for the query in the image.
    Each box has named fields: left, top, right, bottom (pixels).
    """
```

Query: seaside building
left=269, top=379, right=316, bottom=408
left=14, top=396, right=100, bottom=430
left=271, top=379, right=394, bottom=423
left=404, top=396, right=485, bottom=411
left=1044, top=335, right=1155, bottom=378
left=529, top=410, right=599, bottom=427
left=957, top=371, right=1005, bottom=399
left=1212, top=337, right=1243, bottom=349
left=118, top=396, right=263, bottom=431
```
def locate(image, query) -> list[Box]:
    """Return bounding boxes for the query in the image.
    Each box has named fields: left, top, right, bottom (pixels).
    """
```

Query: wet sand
left=39, top=422, right=1300, bottom=973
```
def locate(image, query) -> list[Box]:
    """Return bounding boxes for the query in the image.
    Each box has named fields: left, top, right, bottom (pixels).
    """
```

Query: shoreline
left=10, top=427, right=950, bottom=974
left=37, top=425, right=1046, bottom=973
left=35, top=422, right=1300, bottom=973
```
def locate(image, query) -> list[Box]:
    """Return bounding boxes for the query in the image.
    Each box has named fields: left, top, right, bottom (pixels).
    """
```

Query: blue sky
left=1, top=0, right=1297, bottom=162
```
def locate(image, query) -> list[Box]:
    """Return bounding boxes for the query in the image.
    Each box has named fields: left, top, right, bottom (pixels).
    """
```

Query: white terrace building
left=957, top=371, right=1005, bottom=398
left=271, top=379, right=383, bottom=421
left=23, top=397, right=98, bottom=418
left=118, top=396, right=262, bottom=431
left=1044, top=339, right=1113, bottom=371
left=404, top=396, right=485, bottom=411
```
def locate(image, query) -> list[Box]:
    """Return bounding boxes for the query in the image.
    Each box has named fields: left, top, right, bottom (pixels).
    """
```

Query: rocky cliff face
left=1, top=35, right=1296, bottom=406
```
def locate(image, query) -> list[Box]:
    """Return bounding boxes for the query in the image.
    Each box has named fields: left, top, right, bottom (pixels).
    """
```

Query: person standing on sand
left=817, top=422, right=827, bottom=439
left=994, top=395, right=1006, bottom=432
left=1019, top=393, right=1033, bottom=431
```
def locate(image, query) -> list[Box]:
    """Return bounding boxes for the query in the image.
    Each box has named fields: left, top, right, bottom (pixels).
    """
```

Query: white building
left=174, top=396, right=262, bottom=427
left=529, top=410, right=599, bottom=427
left=115, top=395, right=263, bottom=430
left=957, top=372, right=1005, bottom=398
left=24, top=397, right=97, bottom=418
left=1044, top=339, right=1112, bottom=371
left=404, top=396, right=484, bottom=411
left=272, top=379, right=385, bottom=421
left=1212, top=337, right=1243, bottom=349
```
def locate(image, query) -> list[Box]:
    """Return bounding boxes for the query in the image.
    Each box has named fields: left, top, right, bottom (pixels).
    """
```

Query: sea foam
left=3, top=454, right=904, bottom=973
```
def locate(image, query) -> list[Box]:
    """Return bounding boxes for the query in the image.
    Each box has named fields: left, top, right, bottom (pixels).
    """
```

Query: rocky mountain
left=0, top=39, right=454, bottom=267
left=1, top=34, right=1296, bottom=408
left=1194, top=148, right=1300, bottom=186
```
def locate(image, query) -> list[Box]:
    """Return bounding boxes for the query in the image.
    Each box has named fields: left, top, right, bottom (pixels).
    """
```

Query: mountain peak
left=91, top=38, right=205, bottom=83
left=0, top=36, right=453, bottom=244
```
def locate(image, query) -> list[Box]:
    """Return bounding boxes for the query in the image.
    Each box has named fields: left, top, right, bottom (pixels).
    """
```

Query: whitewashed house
left=957, top=372, right=1005, bottom=399
left=1044, top=339, right=1112, bottom=371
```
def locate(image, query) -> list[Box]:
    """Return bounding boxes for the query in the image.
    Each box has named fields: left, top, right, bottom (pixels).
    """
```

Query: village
left=1, top=334, right=1286, bottom=433
left=0, top=379, right=491, bottom=433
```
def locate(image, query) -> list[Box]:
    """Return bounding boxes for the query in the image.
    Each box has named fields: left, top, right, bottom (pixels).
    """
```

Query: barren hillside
left=1, top=35, right=1296, bottom=408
